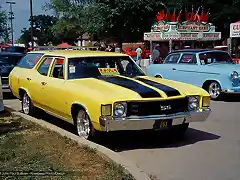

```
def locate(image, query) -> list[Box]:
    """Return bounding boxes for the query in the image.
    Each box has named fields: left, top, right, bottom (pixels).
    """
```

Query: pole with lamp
left=6, top=1, right=15, bottom=46
left=30, top=0, right=34, bottom=49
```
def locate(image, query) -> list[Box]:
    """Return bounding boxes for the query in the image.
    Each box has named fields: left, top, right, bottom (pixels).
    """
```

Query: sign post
left=230, top=22, right=240, bottom=38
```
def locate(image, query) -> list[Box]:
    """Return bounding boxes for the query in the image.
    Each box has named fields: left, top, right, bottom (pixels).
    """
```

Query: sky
left=1, top=0, right=51, bottom=42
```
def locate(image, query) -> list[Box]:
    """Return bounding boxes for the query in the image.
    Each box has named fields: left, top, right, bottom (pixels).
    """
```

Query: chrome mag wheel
left=22, top=93, right=30, bottom=114
left=76, top=110, right=91, bottom=139
left=209, top=82, right=221, bottom=100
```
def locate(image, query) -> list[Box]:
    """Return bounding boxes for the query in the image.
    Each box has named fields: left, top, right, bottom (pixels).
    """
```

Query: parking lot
left=3, top=93, right=240, bottom=180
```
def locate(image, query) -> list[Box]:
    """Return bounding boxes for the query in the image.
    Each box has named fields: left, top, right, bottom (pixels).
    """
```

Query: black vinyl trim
left=98, top=76, right=161, bottom=98
left=136, top=78, right=181, bottom=97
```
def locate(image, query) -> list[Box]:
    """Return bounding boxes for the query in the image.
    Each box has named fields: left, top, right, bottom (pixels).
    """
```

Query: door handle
left=27, top=77, right=31, bottom=81
left=172, top=68, right=176, bottom=71
left=41, top=82, right=47, bottom=86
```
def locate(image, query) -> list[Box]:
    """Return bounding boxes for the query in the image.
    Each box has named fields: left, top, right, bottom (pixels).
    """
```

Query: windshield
left=0, top=55, right=23, bottom=66
left=199, top=51, right=234, bottom=64
left=67, top=56, right=145, bottom=79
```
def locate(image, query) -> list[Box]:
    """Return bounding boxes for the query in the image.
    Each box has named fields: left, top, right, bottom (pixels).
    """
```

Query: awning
left=0, top=43, right=10, bottom=48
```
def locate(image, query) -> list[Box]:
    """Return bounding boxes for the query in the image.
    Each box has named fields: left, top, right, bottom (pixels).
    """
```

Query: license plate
left=153, top=119, right=172, bottom=130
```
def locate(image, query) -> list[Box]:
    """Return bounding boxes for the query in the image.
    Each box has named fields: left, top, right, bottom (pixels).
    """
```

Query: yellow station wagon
left=9, top=50, right=211, bottom=140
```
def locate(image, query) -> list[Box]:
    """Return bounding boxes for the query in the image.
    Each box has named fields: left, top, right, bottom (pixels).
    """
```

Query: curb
left=4, top=106, right=151, bottom=180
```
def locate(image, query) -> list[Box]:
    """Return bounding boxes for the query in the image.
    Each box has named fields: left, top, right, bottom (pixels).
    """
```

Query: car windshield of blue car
left=0, top=55, right=23, bottom=66
left=199, top=52, right=234, bottom=65
left=67, top=56, right=145, bottom=79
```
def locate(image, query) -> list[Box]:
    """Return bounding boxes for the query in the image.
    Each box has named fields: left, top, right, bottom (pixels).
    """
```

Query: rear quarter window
left=17, top=53, right=44, bottom=69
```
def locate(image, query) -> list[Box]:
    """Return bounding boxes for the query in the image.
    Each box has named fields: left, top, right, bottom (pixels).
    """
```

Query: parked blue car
left=146, top=49, right=240, bottom=100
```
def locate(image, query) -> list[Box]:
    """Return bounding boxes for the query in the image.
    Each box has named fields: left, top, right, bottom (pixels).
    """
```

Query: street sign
left=230, top=23, right=240, bottom=38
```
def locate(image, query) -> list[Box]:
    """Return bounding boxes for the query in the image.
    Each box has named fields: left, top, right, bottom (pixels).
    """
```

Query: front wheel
left=74, top=109, right=101, bottom=141
left=208, top=81, right=222, bottom=100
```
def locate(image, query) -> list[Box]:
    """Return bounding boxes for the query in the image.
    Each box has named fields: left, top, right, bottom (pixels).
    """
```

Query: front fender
left=70, top=100, right=102, bottom=131
left=203, top=75, right=233, bottom=90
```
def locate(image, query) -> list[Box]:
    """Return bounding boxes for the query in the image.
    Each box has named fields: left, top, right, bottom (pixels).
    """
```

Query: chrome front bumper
left=99, top=108, right=211, bottom=132
left=222, top=88, right=240, bottom=94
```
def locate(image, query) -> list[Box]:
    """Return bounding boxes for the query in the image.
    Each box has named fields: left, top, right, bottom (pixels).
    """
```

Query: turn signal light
left=101, top=104, right=112, bottom=116
left=202, top=96, right=211, bottom=107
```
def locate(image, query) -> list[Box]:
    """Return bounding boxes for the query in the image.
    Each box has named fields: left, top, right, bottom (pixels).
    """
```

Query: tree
left=0, top=9, right=10, bottom=43
left=84, top=0, right=172, bottom=49
left=20, top=15, right=59, bottom=46
left=45, top=0, right=90, bottom=45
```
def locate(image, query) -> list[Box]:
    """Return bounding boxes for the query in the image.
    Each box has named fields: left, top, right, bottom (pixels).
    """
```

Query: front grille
left=126, top=98, right=188, bottom=116
left=1, top=77, right=8, bottom=85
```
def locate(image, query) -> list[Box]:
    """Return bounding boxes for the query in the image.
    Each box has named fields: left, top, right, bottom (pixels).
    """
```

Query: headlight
left=188, top=96, right=199, bottom=111
left=114, top=102, right=127, bottom=117
left=231, top=71, right=239, bottom=80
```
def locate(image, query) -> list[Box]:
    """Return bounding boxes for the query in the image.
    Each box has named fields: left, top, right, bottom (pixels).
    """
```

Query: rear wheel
left=208, top=81, right=222, bottom=100
left=74, top=109, right=101, bottom=141
left=155, top=75, right=162, bottom=78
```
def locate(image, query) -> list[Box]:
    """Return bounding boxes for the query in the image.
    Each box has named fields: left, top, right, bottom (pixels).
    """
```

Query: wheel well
left=19, top=89, right=26, bottom=100
left=202, top=80, right=218, bottom=90
left=71, top=104, right=86, bottom=121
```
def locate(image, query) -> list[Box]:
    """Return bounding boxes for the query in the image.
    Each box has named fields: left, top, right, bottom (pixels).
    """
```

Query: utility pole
left=6, top=1, right=15, bottom=46
left=30, top=0, right=34, bottom=48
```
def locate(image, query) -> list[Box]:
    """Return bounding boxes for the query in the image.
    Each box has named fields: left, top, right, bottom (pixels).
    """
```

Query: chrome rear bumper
left=99, top=108, right=211, bottom=132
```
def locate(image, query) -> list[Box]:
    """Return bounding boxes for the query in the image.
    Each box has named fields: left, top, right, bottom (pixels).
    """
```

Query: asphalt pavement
left=3, top=93, right=240, bottom=180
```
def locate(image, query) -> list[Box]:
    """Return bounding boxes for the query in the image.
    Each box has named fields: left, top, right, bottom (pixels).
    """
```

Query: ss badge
left=160, top=105, right=171, bottom=111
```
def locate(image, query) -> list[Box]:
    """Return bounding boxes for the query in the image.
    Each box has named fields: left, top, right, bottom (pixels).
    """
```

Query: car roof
left=170, top=49, right=228, bottom=54
left=28, top=50, right=128, bottom=58
left=0, top=52, right=25, bottom=56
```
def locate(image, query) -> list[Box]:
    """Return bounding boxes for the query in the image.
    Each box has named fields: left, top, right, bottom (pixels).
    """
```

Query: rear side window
left=17, top=53, right=43, bottom=69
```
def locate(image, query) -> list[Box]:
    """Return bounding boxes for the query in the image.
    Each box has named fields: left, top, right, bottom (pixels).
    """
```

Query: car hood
left=204, top=63, right=240, bottom=74
left=68, top=75, right=208, bottom=102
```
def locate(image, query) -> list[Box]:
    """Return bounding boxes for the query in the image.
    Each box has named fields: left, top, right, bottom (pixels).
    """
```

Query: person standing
left=152, top=46, right=160, bottom=64
left=136, top=46, right=142, bottom=66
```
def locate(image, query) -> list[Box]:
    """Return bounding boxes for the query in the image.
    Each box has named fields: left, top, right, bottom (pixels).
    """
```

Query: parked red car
left=123, top=48, right=150, bottom=59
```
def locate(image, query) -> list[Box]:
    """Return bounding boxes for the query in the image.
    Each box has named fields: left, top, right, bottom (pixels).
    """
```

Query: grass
left=0, top=112, right=134, bottom=180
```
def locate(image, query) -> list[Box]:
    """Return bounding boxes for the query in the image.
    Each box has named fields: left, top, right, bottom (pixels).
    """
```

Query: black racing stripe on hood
left=136, top=78, right=181, bottom=97
left=98, top=76, right=161, bottom=98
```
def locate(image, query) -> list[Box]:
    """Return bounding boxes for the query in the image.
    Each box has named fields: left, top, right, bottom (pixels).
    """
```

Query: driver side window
left=179, top=54, right=197, bottom=64
left=37, top=57, right=53, bottom=76
left=164, top=54, right=180, bottom=64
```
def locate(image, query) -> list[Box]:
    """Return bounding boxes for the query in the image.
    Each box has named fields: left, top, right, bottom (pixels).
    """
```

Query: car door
left=28, top=57, right=55, bottom=108
left=172, top=53, right=200, bottom=86
left=39, top=57, right=69, bottom=119
left=159, top=53, right=182, bottom=79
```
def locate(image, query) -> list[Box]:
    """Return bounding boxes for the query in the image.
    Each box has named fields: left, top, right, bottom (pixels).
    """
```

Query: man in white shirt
left=136, top=46, right=142, bottom=65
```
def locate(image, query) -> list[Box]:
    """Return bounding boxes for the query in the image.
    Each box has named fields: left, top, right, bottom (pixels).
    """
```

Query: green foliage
left=45, top=0, right=92, bottom=44
left=0, top=9, right=10, bottom=43
left=20, top=15, right=59, bottom=46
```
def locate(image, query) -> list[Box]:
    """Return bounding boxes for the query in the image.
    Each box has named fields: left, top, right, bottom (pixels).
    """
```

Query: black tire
left=21, top=92, right=39, bottom=116
left=74, top=109, right=101, bottom=142
left=172, top=123, right=189, bottom=135
left=207, top=81, right=222, bottom=100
